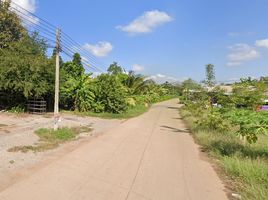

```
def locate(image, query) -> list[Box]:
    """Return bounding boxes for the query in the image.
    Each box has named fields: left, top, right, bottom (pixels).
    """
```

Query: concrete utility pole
left=54, top=28, right=61, bottom=130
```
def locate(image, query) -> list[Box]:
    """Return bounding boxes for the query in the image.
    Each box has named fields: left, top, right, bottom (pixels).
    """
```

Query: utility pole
left=54, top=28, right=61, bottom=130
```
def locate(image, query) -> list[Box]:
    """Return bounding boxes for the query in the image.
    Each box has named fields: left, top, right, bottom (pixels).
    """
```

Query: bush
left=9, top=105, right=25, bottom=113
left=196, top=108, right=230, bottom=132
left=93, top=74, right=128, bottom=113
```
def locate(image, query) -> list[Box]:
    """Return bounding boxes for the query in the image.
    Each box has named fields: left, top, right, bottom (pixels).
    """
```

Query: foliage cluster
left=60, top=61, right=179, bottom=114
left=179, top=77, right=268, bottom=199
left=180, top=77, right=268, bottom=143
left=181, top=108, right=268, bottom=200
left=0, top=3, right=179, bottom=115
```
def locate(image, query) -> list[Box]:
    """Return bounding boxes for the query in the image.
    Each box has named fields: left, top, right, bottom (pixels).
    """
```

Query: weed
left=65, top=104, right=149, bottom=119
left=8, top=126, right=92, bottom=153
left=180, top=106, right=268, bottom=200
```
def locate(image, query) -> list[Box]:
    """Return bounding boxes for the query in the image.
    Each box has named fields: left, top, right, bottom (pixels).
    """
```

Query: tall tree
left=61, top=53, right=84, bottom=78
left=0, top=0, right=26, bottom=48
left=182, top=78, right=202, bottom=90
left=205, top=64, right=216, bottom=87
left=0, top=34, right=54, bottom=98
left=73, top=53, right=82, bottom=67
left=123, top=71, right=148, bottom=95
left=60, top=53, right=86, bottom=109
left=107, top=62, right=123, bottom=75
left=0, top=4, right=54, bottom=108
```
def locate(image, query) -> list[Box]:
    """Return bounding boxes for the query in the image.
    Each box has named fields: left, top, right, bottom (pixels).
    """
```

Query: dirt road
left=0, top=99, right=228, bottom=200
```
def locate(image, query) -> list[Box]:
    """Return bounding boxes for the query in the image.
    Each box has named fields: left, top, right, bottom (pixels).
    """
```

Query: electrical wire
left=9, top=6, right=57, bottom=39
left=10, top=1, right=57, bottom=30
left=7, top=1, right=105, bottom=73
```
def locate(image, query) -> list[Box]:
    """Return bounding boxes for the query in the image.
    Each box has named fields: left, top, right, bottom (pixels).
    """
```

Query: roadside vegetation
left=0, top=1, right=180, bottom=118
left=8, top=126, right=92, bottom=153
left=65, top=94, right=176, bottom=119
left=180, top=72, right=268, bottom=199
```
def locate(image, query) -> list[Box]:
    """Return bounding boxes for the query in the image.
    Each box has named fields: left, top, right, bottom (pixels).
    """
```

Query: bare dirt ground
left=0, top=99, right=228, bottom=200
left=0, top=113, right=122, bottom=189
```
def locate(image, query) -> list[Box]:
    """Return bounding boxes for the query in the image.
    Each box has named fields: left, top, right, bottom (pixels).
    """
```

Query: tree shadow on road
left=160, top=125, right=190, bottom=133
left=166, top=106, right=179, bottom=110
left=173, top=117, right=183, bottom=120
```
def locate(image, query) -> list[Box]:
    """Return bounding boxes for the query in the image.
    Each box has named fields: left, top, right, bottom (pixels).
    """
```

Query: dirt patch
left=8, top=126, right=93, bottom=153
left=0, top=112, right=122, bottom=189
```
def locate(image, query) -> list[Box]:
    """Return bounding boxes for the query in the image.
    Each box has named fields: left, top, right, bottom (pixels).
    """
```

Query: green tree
left=0, top=34, right=54, bottom=107
left=60, top=53, right=86, bottom=109
left=62, top=60, right=84, bottom=78
left=61, top=73, right=95, bottom=111
left=93, top=74, right=128, bottom=113
left=181, top=78, right=202, bottom=90
left=73, top=53, right=82, bottom=67
left=123, top=71, right=148, bottom=95
left=0, top=0, right=26, bottom=48
left=231, top=79, right=267, bottom=109
left=204, top=64, right=216, bottom=87
left=0, top=2, right=55, bottom=109
left=107, top=62, right=123, bottom=75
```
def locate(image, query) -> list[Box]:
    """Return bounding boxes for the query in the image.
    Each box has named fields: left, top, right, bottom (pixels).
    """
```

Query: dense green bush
left=196, top=108, right=230, bottom=132
left=93, top=74, right=128, bottom=113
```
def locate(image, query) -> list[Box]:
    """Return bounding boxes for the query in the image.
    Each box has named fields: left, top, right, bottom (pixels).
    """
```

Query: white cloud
left=227, top=43, right=260, bottom=66
left=10, top=0, right=39, bottom=24
left=256, top=39, right=268, bottom=48
left=83, top=42, right=113, bottom=57
left=146, top=73, right=178, bottom=83
left=228, top=32, right=240, bottom=37
left=132, top=64, right=144, bottom=72
left=156, top=73, right=165, bottom=78
left=228, top=32, right=255, bottom=37
left=12, top=0, right=36, bottom=12
left=117, top=10, right=173, bottom=35
left=227, top=62, right=242, bottom=66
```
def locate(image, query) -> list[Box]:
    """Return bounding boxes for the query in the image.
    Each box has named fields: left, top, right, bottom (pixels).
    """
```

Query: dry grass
left=8, top=126, right=92, bottom=153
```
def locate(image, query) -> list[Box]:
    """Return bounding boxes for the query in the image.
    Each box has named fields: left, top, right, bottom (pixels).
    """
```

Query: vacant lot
left=0, top=112, right=122, bottom=189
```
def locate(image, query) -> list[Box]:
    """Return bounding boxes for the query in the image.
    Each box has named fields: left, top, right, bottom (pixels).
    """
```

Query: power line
left=10, top=1, right=57, bottom=30
left=59, top=38, right=102, bottom=69
left=61, top=48, right=102, bottom=73
left=61, top=43, right=105, bottom=72
left=61, top=45, right=104, bottom=72
left=7, top=1, right=106, bottom=73
left=9, top=5, right=56, bottom=37
left=60, top=32, right=102, bottom=66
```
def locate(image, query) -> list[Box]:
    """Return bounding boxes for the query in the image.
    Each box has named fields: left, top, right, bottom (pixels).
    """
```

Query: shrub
left=93, top=74, right=128, bottom=113
left=9, top=105, right=25, bottom=113
left=195, top=108, right=230, bottom=132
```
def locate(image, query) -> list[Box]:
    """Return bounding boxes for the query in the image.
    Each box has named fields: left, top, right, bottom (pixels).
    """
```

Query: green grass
left=222, top=157, right=268, bottom=200
left=180, top=108, right=268, bottom=200
left=8, top=126, right=92, bottom=153
left=64, top=104, right=149, bottom=119
left=35, top=128, right=77, bottom=142
left=8, top=105, right=25, bottom=113
left=63, top=97, right=179, bottom=120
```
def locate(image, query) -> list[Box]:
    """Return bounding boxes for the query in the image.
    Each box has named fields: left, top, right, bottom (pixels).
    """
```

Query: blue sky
left=13, top=0, right=268, bottom=83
